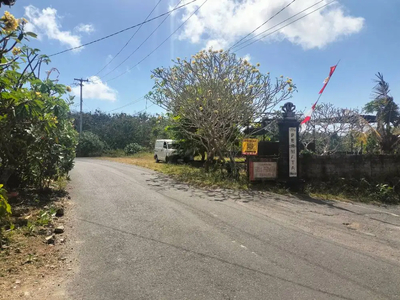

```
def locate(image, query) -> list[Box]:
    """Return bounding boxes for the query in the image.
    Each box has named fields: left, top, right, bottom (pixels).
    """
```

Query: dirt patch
left=0, top=190, right=73, bottom=300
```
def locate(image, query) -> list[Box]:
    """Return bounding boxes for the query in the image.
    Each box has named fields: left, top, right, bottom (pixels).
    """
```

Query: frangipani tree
left=147, top=49, right=295, bottom=173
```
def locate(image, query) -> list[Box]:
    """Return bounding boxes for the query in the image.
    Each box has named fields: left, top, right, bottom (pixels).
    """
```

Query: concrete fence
left=299, top=155, right=400, bottom=181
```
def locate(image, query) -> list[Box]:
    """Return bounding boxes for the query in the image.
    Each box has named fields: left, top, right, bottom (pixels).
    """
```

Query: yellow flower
left=1, top=11, right=18, bottom=32
left=199, top=106, right=203, bottom=111
left=66, top=86, right=72, bottom=92
left=35, top=92, right=41, bottom=97
left=214, top=110, right=218, bottom=114
left=288, top=87, right=293, bottom=92
left=192, top=60, right=196, bottom=64
left=12, top=47, right=21, bottom=56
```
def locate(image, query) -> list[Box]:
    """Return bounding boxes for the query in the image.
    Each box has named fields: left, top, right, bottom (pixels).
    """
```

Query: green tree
left=76, top=132, right=105, bottom=157
left=0, top=11, right=77, bottom=188
left=71, top=110, right=160, bottom=151
left=364, top=73, right=400, bottom=154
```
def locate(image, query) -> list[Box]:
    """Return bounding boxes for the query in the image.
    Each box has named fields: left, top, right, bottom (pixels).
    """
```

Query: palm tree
left=364, top=73, right=400, bottom=153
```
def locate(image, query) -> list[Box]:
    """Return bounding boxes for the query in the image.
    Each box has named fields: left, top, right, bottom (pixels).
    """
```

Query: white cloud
left=243, top=54, right=251, bottom=62
left=24, top=5, right=84, bottom=50
left=72, top=76, right=118, bottom=102
left=75, top=23, right=95, bottom=34
left=177, top=0, right=364, bottom=50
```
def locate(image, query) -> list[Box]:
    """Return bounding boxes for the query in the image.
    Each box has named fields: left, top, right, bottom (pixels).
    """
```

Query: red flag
left=301, top=64, right=338, bottom=125
left=319, top=65, right=337, bottom=94
left=300, top=101, right=317, bottom=125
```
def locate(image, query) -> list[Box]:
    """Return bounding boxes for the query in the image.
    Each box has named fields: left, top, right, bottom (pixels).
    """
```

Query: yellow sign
left=242, top=139, right=258, bottom=155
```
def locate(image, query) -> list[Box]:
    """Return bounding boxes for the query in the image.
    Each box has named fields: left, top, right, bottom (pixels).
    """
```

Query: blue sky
left=4, top=0, right=400, bottom=115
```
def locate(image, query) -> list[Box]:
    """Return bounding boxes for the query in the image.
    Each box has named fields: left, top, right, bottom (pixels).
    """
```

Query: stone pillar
left=278, top=102, right=300, bottom=182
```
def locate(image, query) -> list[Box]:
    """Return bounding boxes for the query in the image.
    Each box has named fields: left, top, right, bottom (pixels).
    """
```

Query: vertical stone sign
left=289, top=127, right=297, bottom=177
left=278, top=102, right=300, bottom=182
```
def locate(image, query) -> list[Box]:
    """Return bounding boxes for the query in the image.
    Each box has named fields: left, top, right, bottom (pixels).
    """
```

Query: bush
left=124, top=143, right=144, bottom=155
left=0, top=184, right=11, bottom=224
left=76, top=132, right=105, bottom=157
left=102, top=149, right=126, bottom=157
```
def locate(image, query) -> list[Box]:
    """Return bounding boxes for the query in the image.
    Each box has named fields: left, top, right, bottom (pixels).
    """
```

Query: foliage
left=305, top=177, right=399, bottom=204
left=102, top=149, right=126, bottom=157
left=71, top=110, right=162, bottom=152
left=36, top=207, right=56, bottom=226
left=147, top=49, right=295, bottom=173
left=76, top=131, right=105, bottom=157
left=0, top=11, right=77, bottom=189
left=364, top=73, right=400, bottom=154
left=0, top=184, right=11, bottom=224
left=124, top=143, right=144, bottom=155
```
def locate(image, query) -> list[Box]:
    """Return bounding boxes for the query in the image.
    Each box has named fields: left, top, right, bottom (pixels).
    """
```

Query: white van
left=154, top=139, right=180, bottom=163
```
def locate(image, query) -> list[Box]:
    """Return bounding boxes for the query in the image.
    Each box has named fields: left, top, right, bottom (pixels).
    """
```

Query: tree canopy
left=147, top=49, right=295, bottom=168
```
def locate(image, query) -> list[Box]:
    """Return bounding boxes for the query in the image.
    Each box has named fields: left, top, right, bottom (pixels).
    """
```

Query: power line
left=95, top=0, right=164, bottom=76
left=107, top=96, right=146, bottom=113
left=101, top=0, right=184, bottom=80
left=106, top=0, right=209, bottom=83
left=135, top=103, right=156, bottom=115
left=46, top=0, right=198, bottom=58
left=231, top=0, right=326, bottom=50
left=233, top=0, right=337, bottom=53
left=228, top=0, right=297, bottom=51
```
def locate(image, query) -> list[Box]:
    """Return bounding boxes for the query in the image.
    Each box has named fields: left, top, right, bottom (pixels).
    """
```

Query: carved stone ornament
left=282, top=102, right=296, bottom=119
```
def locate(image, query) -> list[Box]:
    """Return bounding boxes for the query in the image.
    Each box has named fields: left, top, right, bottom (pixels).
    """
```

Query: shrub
left=0, top=184, right=11, bottom=224
left=102, top=149, right=126, bottom=157
left=124, top=143, right=144, bottom=155
left=76, top=132, right=105, bottom=157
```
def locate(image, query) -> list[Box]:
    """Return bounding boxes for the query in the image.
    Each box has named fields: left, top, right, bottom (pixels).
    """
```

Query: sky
left=4, top=0, right=400, bottom=115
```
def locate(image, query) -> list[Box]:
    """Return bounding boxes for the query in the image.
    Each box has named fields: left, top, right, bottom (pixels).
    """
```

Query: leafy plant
left=375, top=183, right=397, bottom=204
left=0, top=11, right=78, bottom=189
left=76, top=131, right=105, bottom=157
left=124, top=143, right=144, bottom=155
left=0, top=184, right=11, bottom=223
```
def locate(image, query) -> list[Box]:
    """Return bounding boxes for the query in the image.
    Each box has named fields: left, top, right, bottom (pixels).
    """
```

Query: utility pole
left=74, top=78, right=89, bottom=138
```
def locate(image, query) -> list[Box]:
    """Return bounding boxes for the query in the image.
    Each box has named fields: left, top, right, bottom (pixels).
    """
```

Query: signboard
left=289, top=127, right=297, bottom=177
left=242, top=139, right=258, bottom=155
left=250, top=162, right=277, bottom=181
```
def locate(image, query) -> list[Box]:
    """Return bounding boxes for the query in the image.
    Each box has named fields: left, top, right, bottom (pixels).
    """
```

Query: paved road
left=66, top=159, right=400, bottom=300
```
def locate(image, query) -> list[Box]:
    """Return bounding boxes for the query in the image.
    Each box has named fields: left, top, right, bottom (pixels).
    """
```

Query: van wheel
left=155, top=155, right=160, bottom=163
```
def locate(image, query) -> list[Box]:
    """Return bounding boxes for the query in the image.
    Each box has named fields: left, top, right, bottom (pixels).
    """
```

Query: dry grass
left=100, top=153, right=249, bottom=190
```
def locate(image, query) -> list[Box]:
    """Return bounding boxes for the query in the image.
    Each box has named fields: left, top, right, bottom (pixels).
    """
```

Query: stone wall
left=299, top=155, right=400, bottom=180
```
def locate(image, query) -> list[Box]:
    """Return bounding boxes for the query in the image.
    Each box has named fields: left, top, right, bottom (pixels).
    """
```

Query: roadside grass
left=304, top=178, right=400, bottom=205
left=100, top=153, right=249, bottom=190
left=100, top=153, right=399, bottom=204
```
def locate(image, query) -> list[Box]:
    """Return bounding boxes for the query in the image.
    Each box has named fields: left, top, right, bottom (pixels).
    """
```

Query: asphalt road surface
left=66, top=158, right=400, bottom=300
